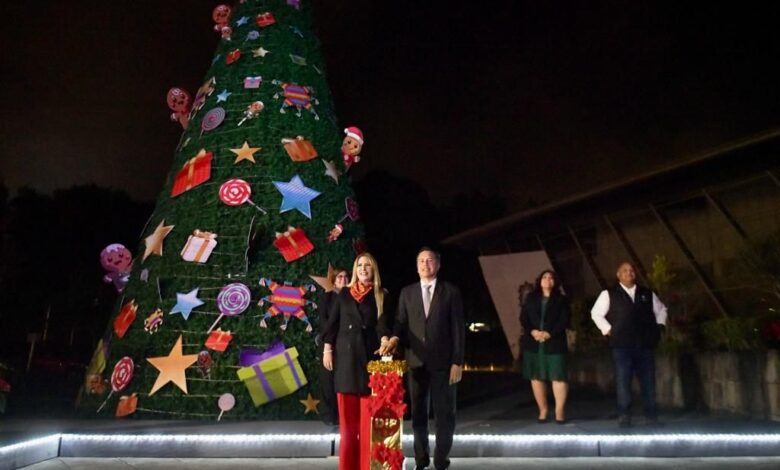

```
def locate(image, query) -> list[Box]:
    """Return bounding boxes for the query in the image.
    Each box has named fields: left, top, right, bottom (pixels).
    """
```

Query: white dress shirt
left=590, top=283, right=668, bottom=336
left=421, top=278, right=437, bottom=298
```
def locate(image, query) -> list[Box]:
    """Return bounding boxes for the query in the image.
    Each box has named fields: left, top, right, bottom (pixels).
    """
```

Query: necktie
left=423, top=284, right=432, bottom=318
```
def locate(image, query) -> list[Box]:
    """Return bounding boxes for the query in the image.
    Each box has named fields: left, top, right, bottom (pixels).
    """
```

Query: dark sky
left=1, top=1, right=779, bottom=211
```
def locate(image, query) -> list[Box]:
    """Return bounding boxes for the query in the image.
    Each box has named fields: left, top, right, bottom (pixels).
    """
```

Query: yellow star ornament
left=143, top=220, right=174, bottom=261
left=299, top=393, right=320, bottom=414
left=309, top=263, right=335, bottom=293
left=230, top=141, right=261, bottom=164
left=146, top=335, right=198, bottom=395
left=252, top=47, right=270, bottom=58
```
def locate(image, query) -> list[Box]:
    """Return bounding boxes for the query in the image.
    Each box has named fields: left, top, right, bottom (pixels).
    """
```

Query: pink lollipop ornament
left=207, top=282, right=251, bottom=333
left=217, top=392, right=236, bottom=421
left=97, top=357, right=134, bottom=413
left=200, top=107, right=226, bottom=137
left=337, top=197, right=361, bottom=223
left=219, top=179, right=267, bottom=214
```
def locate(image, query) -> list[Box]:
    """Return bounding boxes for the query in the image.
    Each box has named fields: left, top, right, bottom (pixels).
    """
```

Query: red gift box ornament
left=256, top=12, right=276, bottom=27
left=273, top=226, right=314, bottom=262
left=226, top=48, right=241, bottom=64
left=171, top=149, right=213, bottom=197
left=114, top=300, right=138, bottom=338
left=205, top=329, right=233, bottom=352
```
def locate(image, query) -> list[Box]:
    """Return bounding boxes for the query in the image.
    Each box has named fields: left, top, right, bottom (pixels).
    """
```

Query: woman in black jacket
left=322, top=252, right=390, bottom=470
left=520, top=270, right=571, bottom=423
left=317, top=267, right=349, bottom=425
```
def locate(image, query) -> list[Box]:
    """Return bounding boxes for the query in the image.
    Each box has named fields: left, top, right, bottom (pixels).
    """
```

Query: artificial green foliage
left=78, top=0, right=363, bottom=419
left=647, top=254, right=676, bottom=297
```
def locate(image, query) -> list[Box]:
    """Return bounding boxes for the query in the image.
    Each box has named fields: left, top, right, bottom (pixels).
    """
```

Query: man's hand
left=449, top=364, right=463, bottom=385
left=376, top=336, right=399, bottom=356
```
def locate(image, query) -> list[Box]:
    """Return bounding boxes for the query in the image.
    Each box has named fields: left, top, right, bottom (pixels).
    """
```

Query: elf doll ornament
left=341, top=126, right=363, bottom=170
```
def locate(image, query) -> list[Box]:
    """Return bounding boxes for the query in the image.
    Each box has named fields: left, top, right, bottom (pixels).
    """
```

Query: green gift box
left=237, top=346, right=308, bottom=407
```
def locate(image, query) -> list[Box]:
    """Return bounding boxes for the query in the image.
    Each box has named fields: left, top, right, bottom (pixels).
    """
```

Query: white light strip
left=61, top=432, right=780, bottom=444
left=4, top=432, right=780, bottom=456
left=0, top=434, right=61, bottom=455
left=450, top=433, right=780, bottom=444
left=63, top=433, right=340, bottom=444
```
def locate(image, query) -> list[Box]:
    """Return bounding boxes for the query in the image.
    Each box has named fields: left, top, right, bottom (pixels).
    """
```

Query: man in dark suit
left=380, top=247, right=465, bottom=470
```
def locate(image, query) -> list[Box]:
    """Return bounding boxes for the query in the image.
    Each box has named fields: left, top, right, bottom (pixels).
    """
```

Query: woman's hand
left=323, top=344, right=334, bottom=371
left=376, top=336, right=398, bottom=356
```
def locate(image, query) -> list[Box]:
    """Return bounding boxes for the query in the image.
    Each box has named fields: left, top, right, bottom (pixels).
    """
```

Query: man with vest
left=591, top=261, right=667, bottom=427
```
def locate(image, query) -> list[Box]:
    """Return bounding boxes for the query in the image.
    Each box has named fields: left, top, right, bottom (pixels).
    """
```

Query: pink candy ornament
left=219, top=179, right=267, bottom=214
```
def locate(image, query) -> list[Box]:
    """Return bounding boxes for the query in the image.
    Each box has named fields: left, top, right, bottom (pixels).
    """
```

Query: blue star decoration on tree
left=273, top=175, right=321, bottom=219
left=170, top=288, right=205, bottom=321
left=216, top=90, right=232, bottom=103
left=236, top=16, right=249, bottom=26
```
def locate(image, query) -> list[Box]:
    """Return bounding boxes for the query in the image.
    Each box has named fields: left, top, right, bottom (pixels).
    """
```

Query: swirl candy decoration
left=208, top=283, right=251, bottom=333
left=219, top=179, right=267, bottom=214
left=97, top=356, right=135, bottom=413
left=219, top=179, right=251, bottom=206
left=201, top=107, right=226, bottom=135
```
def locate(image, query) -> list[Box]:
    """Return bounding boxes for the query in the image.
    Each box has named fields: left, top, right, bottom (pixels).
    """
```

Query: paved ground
left=4, top=376, right=780, bottom=469
left=20, top=457, right=780, bottom=469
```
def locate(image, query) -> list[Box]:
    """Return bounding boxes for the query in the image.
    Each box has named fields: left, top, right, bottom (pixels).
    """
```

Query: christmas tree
left=80, top=0, right=365, bottom=420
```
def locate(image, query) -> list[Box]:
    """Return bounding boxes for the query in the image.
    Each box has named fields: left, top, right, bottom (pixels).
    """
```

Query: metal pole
left=567, top=226, right=607, bottom=290
left=702, top=189, right=748, bottom=240
left=603, top=215, right=649, bottom=284
left=649, top=204, right=730, bottom=318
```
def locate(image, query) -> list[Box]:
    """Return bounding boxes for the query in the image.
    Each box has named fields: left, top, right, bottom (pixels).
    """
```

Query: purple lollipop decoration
left=200, top=106, right=226, bottom=137
left=208, top=282, right=251, bottom=333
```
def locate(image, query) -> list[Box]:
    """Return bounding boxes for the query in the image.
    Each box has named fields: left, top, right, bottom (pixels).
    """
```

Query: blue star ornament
left=170, top=288, right=205, bottom=321
left=273, top=175, right=321, bottom=219
left=236, top=16, right=249, bottom=26
left=216, top=89, right=232, bottom=103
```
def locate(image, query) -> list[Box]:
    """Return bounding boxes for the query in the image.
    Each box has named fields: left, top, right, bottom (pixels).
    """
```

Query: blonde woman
left=323, top=253, right=390, bottom=470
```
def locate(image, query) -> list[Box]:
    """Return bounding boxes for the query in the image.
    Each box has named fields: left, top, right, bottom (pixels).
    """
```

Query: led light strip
left=63, top=433, right=339, bottom=443
left=0, top=434, right=60, bottom=454
left=3, top=432, right=780, bottom=455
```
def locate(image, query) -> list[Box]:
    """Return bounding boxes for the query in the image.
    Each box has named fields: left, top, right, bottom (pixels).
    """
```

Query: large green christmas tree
left=80, top=0, right=364, bottom=419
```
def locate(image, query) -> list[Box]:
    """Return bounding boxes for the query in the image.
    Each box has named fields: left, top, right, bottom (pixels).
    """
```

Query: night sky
left=1, top=1, right=779, bottom=212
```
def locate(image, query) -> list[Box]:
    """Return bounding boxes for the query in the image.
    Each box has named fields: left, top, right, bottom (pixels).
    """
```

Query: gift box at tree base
left=78, top=0, right=366, bottom=420
left=367, top=360, right=407, bottom=470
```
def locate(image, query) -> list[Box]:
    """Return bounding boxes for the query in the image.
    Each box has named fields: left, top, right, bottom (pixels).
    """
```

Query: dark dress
left=520, top=292, right=570, bottom=381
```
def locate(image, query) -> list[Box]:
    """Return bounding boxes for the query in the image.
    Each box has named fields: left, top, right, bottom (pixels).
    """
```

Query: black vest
left=606, top=284, right=660, bottom=349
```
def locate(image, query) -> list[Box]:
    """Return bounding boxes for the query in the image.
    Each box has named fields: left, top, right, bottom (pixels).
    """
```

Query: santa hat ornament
left=344, top=127, right=363, bottom=144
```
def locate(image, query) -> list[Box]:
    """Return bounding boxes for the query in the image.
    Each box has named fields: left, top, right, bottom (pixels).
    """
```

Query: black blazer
left=393, top=280, right=465, bottom=371
left=324, top=289, right=390, bottom=395
left=520, top=291, right=570, bottom=354
left=318, top=291, right=338, bottom=335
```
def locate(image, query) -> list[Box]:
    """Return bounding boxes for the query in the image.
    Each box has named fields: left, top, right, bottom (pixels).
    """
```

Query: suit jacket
left=519, top=291, right=570, bottom=354
left=324, top=289, right=390, bottom=395
left=393, top=280, right=465, bottom=371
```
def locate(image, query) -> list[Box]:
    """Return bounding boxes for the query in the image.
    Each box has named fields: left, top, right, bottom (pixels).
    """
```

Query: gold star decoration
left=323, top=160, right=341, bottom=184
left=146, top=335, right=198, bottom=395
left=230, top=141, right=261, bottom=164
left=299, top=393, right=320, bottom=414
left=143, top=220, right=175, bottom=261
left=252, top=47, right=270, bottom=58
left=309, top=263, right=335, bottom=292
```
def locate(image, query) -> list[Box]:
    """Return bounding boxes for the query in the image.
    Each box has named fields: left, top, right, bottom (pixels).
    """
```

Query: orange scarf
left=350, top=282, right=373, bottom=303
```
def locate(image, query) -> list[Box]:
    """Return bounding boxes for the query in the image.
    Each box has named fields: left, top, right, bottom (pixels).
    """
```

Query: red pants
left=337, top=392, right=371, bottom=470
